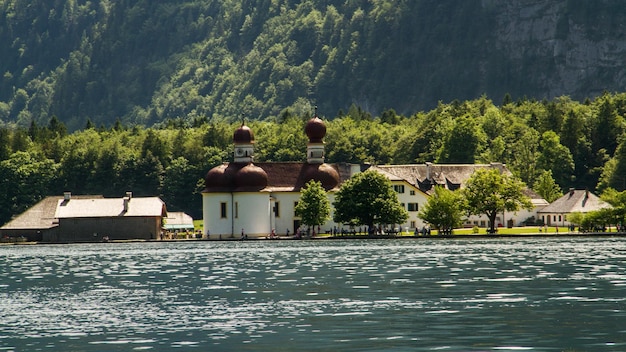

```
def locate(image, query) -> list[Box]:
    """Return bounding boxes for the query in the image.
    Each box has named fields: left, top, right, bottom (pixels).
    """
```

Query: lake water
left=0, top=237, right=625, bottom=351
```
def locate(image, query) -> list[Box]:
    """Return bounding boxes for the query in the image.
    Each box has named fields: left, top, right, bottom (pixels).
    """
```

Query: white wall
left=202, top=193, right=233, bottom=238
left=392, top=181, right=429, bottom=232
left=272, top=192, right=301, bottom=235
left=203, top=192, right=271, bottom=238
left=233, top=192, right=271, bottom=238
left=272, top=192, right=342, bottom=236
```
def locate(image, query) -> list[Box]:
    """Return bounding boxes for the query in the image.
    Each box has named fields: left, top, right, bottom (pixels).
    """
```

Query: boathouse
left=0, top=192, right=167, bottom=242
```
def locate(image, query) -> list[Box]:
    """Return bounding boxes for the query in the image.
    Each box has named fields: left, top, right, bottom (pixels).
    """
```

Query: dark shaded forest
left=1, top=94, right=626, bottom=225
left=3, top=0, right=626, bottom=130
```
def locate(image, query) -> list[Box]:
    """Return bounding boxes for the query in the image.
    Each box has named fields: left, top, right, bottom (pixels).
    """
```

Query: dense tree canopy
left=333, top=170, right=408, bottom=231
left=4, top=1, right=626, bottom=130
left=533, top=170, right=563, bottom=203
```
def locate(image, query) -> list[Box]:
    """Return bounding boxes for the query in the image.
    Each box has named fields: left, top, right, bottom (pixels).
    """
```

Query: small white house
left=537, top=189, right=611, bottom=227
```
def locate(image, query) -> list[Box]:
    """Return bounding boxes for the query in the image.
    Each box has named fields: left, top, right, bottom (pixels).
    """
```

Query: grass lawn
left=192, top=220, right=618, bottom=237
left=431, top=225, right=617, bottom=236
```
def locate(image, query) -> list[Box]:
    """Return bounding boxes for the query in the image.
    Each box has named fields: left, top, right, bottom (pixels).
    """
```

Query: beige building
left=371, top=163, right=548, bottom=228
left=1, top=192, right=167, bottom=242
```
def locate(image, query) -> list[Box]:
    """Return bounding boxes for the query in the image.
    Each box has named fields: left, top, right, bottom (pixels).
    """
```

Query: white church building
left=202, top=116, right=546, bottom=238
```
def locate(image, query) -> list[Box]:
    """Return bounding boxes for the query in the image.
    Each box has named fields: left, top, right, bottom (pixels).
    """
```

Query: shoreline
left=2, top=231, right=626, bottom=245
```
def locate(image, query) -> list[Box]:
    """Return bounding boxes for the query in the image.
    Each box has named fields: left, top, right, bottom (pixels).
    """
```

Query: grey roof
left=373, top=163, right=512, bottom=193
left=55, top=196, right=166, bottom=218
left=372, top=163, right=547, bottom=202
left=1, top=195, right=103, bottom=230
left=164, top=212, right=194, bottom=229
left=538, top=190, right=611, bottom=214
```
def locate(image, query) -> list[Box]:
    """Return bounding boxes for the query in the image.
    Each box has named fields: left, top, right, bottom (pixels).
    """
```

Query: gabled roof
left=538, top=190, right=611, bottom=214
left=372, top=163, right=512, bottom=194
left=1, top=195, right=103, bottom=230
left=371, top=163, right=547, bottom=203
left=55, top=196, right=166, bottom=218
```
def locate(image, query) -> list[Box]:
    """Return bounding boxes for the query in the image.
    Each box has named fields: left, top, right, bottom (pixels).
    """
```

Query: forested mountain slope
left=2, top=0, right=626, bottom=129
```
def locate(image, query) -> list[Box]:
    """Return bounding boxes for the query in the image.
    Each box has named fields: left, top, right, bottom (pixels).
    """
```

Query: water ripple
left=0, top=238, right=625, bottom=350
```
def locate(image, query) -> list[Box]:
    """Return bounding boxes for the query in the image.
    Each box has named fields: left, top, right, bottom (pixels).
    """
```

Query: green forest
left=1, top=94, right=626, bottom=225
left=4, top=0, right=626, bottom=130
left=0, top=0, right=498, bottom=129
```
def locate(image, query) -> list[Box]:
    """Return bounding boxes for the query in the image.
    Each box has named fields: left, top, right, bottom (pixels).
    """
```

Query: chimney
left=425, top=162, right=432, bottom=181
left=123, top=192, right=132, bottom=212
left=63, top=192, right=71, bottom=201
left=569, top=188, right=575, bottom=196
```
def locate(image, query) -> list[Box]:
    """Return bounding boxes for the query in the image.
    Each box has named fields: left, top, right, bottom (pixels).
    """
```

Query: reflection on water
left=1, top=238, right=626, bottom=351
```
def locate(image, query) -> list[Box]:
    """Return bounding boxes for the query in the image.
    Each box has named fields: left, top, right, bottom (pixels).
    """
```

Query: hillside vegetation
left=1, top=94, right=626, bottom=225
left=3, top=1, right=626, bottom=129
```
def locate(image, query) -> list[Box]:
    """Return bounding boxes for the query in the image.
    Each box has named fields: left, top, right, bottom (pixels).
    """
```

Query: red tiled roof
left=204, top=162, right=352, bottom=193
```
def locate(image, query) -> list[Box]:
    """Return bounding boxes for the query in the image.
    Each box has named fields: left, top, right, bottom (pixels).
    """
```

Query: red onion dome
left=303, top=163, right=340, bottom=190
left=204, top=163, right=239, bottom=191
left=305, top=117, right=326, bottom=143
left=235, top=163, right=268, bottom=191
left=204, top=164, right=228, bottom=191
left=233, top=124, right=254, bottom=144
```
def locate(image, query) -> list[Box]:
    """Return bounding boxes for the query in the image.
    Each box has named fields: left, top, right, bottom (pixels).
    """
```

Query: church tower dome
left=233, top=123, right=254, bottom=144
left=305, top=107, right=326, bottom=164
left=233, top=121, right=255, bottom=163
left=305, top=106, right=326, bottom=143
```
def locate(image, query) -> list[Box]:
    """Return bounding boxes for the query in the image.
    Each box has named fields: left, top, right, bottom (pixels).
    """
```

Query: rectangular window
left=410, top=221, right=416, bottom=228
left=410, top=190, right=415, bottom=195
left=553, top=215, right=557, bottom=222
left=407, top=203, right=419, bottom=211
left=393, top=185, right=405, bottom=193
left=220, top=202, right=227, bottom=219
left=274, top=202, right=280, bottom=217
left=558, top=215, right=562, bottom=222
left=235, top=202, right=239, bottom=218
left=310, top=150, right=324, bottom=158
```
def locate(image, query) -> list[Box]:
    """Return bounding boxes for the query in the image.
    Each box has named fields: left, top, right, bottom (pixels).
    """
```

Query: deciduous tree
left=418, top=186, right=464, bottom=233
left=333, top=170, right=408, bottom=231
left=295, top=180, right=330, bottom=231
left=533, top=170, right=562, bottom=203
left=462, top=168, right=533, bottom=234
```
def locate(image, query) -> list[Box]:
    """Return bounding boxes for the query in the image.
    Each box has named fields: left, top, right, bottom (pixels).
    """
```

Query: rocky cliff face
left=487, top=0, right=626, bottom=100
